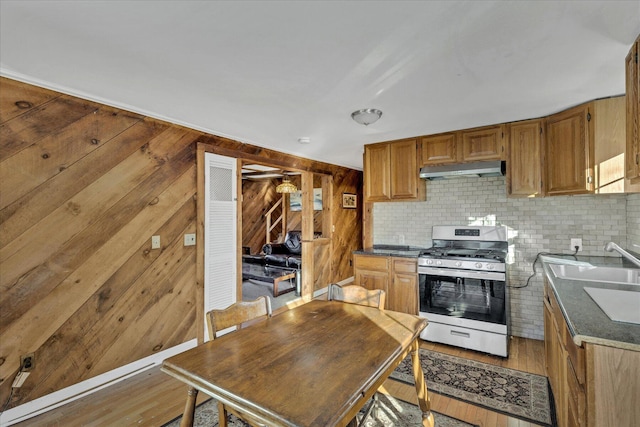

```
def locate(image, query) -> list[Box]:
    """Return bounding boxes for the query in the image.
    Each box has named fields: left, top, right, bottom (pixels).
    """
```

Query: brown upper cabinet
left=545, top=103, right=592, bottom=196
left=420, top=132, right=458, bottom=165
left=592, top=97, right=640, bottom=193
left=626, top=34, right=640, bottom=182
left=507, top=119, right=545, bottom=197
left=544, top=96, right=638, bottom=196
left=419, top=125, right=505, bottom=167
left=364, top=138, right=424, bottom=202
left=461, top=125, right=506, bottom=162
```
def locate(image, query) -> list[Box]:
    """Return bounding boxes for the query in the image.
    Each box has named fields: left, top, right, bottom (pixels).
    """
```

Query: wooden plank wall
left=0, top=77, right=362, bottom=409
left=241, top=178, right=282, bottom=253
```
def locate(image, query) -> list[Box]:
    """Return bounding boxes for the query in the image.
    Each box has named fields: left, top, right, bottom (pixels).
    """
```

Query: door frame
left=196, top=143, right=333, bottom=342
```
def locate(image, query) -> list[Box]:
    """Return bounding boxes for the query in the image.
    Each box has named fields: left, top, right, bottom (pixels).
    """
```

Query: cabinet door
left=355, top=270, right=389, bottom=301
left=353, top=255, right=389, bottom=302
left=389, top=258, right=418, bottom=314
left=591, top=97, right=639, bottom=193
left=546, top=283, right=569, bottom=427
left=420, top=133, right=458, bottom=165
left=461, top=125, right=504, bottom=162
left=507, top=120, right=544, bottom=197
left=626, top=36, right=640, bottom=182
left=544, top=299, right=558, bottom=392
left=389, top=139, right=419, bottom=199
left=546, top=104, right=593, bottom=195
left=566, top=357, right=586, bottom=427
left=364, top=143, right=391, bottom=201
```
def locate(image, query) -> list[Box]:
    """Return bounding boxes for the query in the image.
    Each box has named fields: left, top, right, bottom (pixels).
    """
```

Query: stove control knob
left=487, top=264, right=494, bottom=270
left=426, top=259, right=433, bottom=265
left=455, top=261, right=462, bottom=267
left=475, top=262, right=483, bottom=269
left=436, top=260, right=442, bottom=266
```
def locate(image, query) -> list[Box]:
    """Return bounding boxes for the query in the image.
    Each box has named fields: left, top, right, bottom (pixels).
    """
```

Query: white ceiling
left=1, top=1, right=639, bottom=170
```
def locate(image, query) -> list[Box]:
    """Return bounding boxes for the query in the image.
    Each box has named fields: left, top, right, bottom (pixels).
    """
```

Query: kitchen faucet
left=604, top=242, right=640, bottom=268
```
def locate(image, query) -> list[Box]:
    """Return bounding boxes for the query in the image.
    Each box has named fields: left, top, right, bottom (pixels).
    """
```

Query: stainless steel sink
left=549, top=264, right=640, bottom=285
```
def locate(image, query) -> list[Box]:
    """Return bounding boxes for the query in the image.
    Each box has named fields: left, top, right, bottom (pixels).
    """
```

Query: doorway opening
left=240, top=162, right=331, bottom=310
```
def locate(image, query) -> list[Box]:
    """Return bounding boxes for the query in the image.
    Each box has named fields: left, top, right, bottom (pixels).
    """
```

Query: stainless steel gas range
left=418, top=225, right=509, bottom=357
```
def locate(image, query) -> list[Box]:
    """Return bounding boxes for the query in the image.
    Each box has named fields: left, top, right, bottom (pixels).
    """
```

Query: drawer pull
left=450, top=330, right=471, bottom=338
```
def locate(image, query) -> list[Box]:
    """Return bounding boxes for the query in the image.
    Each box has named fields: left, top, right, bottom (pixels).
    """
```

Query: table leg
left=179, top=386, right=198, bottom=427
left=410, top=339, right=434, bottom=427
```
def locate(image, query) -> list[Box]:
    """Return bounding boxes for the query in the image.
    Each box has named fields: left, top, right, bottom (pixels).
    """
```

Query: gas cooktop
left=420, top=247, right=506, bottom=263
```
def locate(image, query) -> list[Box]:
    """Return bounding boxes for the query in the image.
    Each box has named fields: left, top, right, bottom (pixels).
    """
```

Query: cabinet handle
left=450, top=330, right=471, bottom=338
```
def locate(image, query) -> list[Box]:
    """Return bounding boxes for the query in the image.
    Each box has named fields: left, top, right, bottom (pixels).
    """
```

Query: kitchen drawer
left=354, top=254, right=389, bottom=271
left=391, top=258, right=417, bottom=273
left=420, top=320, right=508, bottom=357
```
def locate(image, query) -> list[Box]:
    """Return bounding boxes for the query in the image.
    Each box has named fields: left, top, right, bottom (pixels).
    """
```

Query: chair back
left=328, top=284, right=386, bottom=309
left=206, top=296, right=272, bottom=340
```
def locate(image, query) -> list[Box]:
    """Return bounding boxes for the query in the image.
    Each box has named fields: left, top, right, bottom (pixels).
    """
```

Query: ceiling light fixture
left=351, top=108, right=383, bottom=126
left=298, top=137, right=311, bottom=144
left=276, top=174, right=297, bottom=194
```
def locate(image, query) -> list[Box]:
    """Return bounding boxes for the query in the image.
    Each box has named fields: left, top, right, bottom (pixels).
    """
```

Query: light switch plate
left=184, top=233, right=196, bottom=246
left=151, top=235, right=161, bottom=249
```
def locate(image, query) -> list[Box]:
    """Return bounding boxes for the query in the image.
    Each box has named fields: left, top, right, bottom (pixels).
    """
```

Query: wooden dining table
left=162, top=299, right=434, bottom=427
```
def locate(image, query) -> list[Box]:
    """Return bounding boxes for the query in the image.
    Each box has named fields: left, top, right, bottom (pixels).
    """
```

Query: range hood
left=419, top=160, right=505, bottom=180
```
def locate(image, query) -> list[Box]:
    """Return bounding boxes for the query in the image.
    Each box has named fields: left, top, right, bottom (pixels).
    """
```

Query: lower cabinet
left=566, top=356, right=586, bottom=427
left=353, top=254, right=418, bottom=314
left=354, top=255, right=389, bottom=297
left=544, top=279, right=640, bottom=427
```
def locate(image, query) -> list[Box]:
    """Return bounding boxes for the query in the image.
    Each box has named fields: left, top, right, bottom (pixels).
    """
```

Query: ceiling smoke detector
left=351, top=109, right=383, bottom=126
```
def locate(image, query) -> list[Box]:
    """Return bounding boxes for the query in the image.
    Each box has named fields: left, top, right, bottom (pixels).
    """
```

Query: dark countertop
left=353, top=245, right=425, bottom=258
left=541, top=255, right=640, bottom=350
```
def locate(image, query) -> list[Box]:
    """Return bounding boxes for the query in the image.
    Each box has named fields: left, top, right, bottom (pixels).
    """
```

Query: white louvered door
left=203, top=152, right=237, bottom=340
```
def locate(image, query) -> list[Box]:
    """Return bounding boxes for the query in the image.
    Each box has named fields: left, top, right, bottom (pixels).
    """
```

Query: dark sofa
left=261, top=230, right=303, bottom=269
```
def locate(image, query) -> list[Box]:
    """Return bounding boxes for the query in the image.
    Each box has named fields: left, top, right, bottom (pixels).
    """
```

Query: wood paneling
left=0, top=77, right=362, bottom=410
left=241, top=178, right=282, bottom=253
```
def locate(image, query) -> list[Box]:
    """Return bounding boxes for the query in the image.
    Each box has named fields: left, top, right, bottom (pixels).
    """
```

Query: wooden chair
left=327, top=284, right=386, bottom=425
left=179, top=296, right=272, bottom=427
left=327, top=283, right=386, bottom=309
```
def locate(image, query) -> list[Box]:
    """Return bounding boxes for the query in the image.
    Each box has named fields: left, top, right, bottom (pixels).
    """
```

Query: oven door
left=419, top=267, right=506, bottom=325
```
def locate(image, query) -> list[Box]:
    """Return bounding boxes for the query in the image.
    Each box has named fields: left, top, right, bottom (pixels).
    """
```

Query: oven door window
left=419, top=273, right=506, bottom=325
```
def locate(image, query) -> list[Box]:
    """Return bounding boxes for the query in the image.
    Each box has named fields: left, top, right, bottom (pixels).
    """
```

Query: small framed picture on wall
left=342, top=193, right=357, bottom=209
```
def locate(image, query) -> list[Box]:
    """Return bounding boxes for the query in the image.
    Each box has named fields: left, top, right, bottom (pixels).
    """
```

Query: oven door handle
left=418, top=267, right=505, bottom=281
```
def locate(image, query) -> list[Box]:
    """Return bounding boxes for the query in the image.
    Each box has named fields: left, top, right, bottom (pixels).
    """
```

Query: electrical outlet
left=21, top=353, right=34, bottom=372
left=570, top=238, right=583, bottom=252
left=184, top=233, right=196, bottom=246
left=151, top=235, right=161, bottom=249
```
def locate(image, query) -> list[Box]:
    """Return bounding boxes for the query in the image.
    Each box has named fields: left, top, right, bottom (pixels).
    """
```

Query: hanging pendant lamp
left=276, top=174, right=297, bottom=193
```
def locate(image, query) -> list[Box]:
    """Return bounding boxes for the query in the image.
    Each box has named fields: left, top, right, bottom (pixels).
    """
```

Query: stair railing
left=265, top=196, right=286, bottom=244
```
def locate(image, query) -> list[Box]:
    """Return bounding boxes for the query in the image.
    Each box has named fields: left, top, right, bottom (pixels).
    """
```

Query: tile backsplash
left=373, top=176, right=639, bottom=340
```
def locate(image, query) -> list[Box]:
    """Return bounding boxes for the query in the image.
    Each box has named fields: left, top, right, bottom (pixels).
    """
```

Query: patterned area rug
left=390, top=349, right=552, bottom=426
left=163, top=394, right=477, bottom=427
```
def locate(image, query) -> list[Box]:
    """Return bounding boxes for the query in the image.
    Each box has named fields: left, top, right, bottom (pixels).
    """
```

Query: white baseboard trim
left=0, top=339, right=197, bottom=427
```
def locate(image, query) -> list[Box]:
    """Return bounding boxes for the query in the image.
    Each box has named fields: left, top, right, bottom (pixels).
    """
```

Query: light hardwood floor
left=15, top=336, right=546, bottom=427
